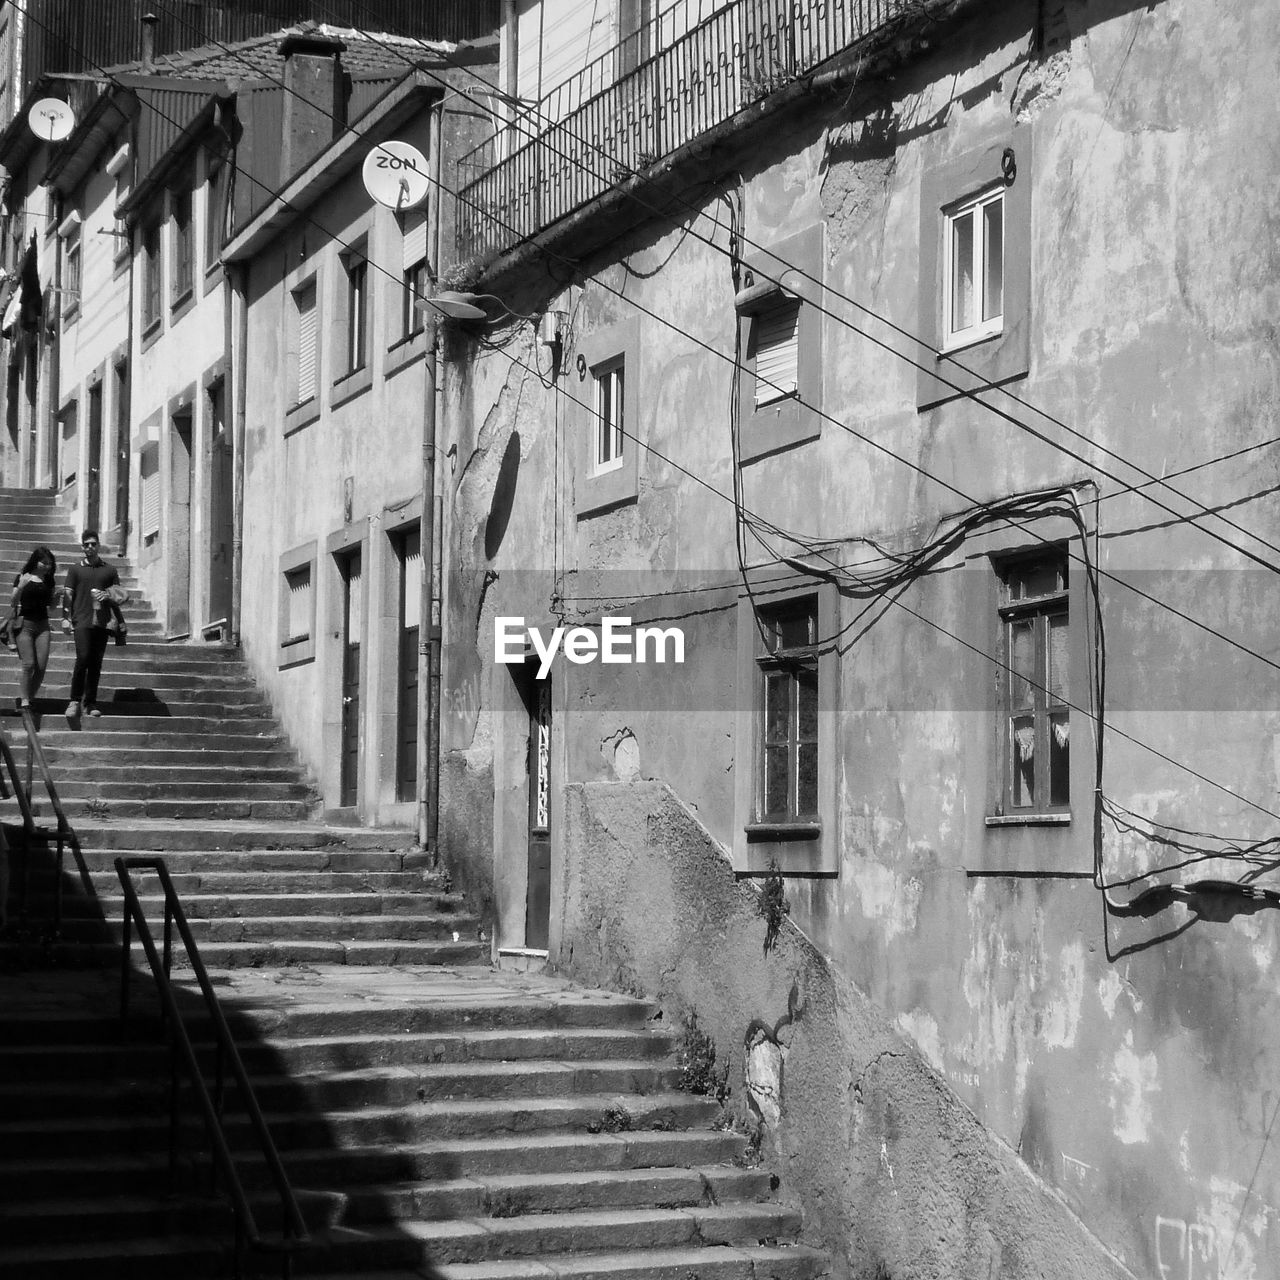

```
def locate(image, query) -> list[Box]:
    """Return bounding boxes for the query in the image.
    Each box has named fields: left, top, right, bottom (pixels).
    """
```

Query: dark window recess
left=172, top=187, right=193, bottom=301
left=756, top=596, right=820, bottom=823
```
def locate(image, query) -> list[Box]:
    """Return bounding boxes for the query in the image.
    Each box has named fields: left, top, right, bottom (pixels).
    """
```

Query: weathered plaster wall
left=558, top=781, right=1136, bottom=1280
left=444, top=0, right=1280, bottom=1271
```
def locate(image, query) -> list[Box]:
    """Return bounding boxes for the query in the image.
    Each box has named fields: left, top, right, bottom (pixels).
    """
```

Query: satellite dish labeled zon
left=28, top=98, right=75, bottom=142
left=362, top=141, right=429, bottom=211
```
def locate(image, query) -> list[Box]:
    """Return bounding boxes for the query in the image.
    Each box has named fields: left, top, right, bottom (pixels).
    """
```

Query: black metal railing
left=0, top=707, right=76, bottom=932
left=117, top=857, right=309, bottom=1280
left=457, top=0, right=914, bottom=260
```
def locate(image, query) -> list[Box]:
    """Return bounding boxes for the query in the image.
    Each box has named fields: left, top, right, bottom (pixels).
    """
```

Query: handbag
left=0, top=608, right=19, bottom=651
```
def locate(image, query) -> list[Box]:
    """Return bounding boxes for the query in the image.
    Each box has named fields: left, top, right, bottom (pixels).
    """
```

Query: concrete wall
left=442, top=0, right=1280, bottom=1274
left=558, top=780, right=1136, bottom=1280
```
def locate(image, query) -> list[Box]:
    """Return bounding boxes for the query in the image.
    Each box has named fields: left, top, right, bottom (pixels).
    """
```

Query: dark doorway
left=85, top=382, right=103, bottom=532
left=112, top=361, right=130, bottom=547
left=394, top=527, right=420, bottom=804
left=206, top=380, right=233, bottom=629
left=339, top=549, right=363, bottom=808
left=516, top=663, right=551, bottom=950
left=167, top=411, right=193, bottom=636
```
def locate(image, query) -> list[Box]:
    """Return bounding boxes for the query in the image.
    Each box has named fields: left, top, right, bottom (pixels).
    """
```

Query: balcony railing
left=457, top=0, right=916, bottom=262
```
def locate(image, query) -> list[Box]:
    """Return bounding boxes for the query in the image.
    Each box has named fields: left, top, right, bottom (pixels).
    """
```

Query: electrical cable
left=19, top=0, right=1280, bottom=887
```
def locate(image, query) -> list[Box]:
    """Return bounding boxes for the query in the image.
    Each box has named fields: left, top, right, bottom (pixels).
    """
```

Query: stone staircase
left=0, top=487, right=828, bottom=1279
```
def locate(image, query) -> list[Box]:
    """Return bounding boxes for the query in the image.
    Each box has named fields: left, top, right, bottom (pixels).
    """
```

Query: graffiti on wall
left=1155, top=1217, right=1218, bottom=1280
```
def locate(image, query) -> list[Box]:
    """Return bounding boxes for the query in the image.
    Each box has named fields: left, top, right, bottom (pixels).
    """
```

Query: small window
left=593, top=358, right=625, bottom=473
left=62, top=233, right=81, bottom=320
left=751, top=296, right=800, bottom=408
left=400, top=210, right=427, bottom=342
left=171, top=185, right=194, bottom=303
left=283, top=563, right=312, bottom=644
left=755, top=596, right=820, bottom=823
left=344, top=255, right=369, bottom=374
left=942, top=186, right=1003, bottom=349
left=139, top=441, right=161, bottom=542
left=205, top=153, right=228, bottom=268
left=142, top=220, right=163, bottom=332
left=58, top=402, right=78, bottom=489
left=996, top=551, right=1069, bottom=816
left=292, top=281, right=318, bottom=406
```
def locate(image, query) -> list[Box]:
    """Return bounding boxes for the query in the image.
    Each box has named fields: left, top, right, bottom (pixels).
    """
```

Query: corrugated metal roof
left=135, top=81, right=228, bottom=181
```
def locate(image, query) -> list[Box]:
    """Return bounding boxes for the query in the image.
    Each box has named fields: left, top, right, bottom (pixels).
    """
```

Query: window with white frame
left=292, top=280, right=318, bottom=406
left=278, top=544, right=317, bottom=666
left=751, top=295, right=800, bottom=408
left=344, top=253, right=369, bottom=374
left=593, top=357, right=625, bottom=473
left=62, top=230, right=81, bottom=320
left=283, top=563, right=312, bottom=643
left=942, top=185, right=1003, bottom=349
left=996, top=550, right=1069, bottom=816
left=142, top=218, right=163, bottom=332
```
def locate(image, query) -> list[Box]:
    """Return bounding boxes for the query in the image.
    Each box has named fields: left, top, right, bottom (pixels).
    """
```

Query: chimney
left=279, top=30, right=346, bottom=178
left=140, top=13, right=158, bottom=72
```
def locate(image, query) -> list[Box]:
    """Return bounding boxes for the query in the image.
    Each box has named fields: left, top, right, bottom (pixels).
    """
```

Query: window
left=575, top=317, right=640, bottom=516
left=737, top=224, right=823, bottom=462
left=278, top=543, right=318, bottom=667
left=917, top=126, right=1030, bottom=409
left=58, top=401, right=78, bottom=488
left=292, top=280, right=318, bottom=407
left=171, top=185, right=194, bottom=303
left=751, top=296, right=800, bottom=408
left=62, top=231, right=81, bottom=321
left=142, top=220, right=163, bottom=333
left=344, top=255, right=369, bottom=374
left=593, top=358, right=624, bottom=473
left=755, top=596, right=819, bottom=824
left=139, top=441, right=161, bottom=543
left=943, top=186, right=1002, bottom=349
left=399, top=209, right=427, bottom=342
left=995, top=551, right=1069, bottom=817
left=205, top=153, right=228, bottom=269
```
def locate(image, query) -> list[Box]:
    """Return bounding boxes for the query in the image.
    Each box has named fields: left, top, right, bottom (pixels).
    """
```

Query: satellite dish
left=361, top=140, right=430, bottom=211
left=28, top=98, right=75, bottom=142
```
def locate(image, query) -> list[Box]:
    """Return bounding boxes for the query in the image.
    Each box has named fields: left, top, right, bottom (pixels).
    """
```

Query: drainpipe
left=418, top=98, right=445, bottom=854
left=228, top=260, right=248, bottom=648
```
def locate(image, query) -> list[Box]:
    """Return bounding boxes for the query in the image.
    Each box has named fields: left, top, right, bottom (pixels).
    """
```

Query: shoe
left=65, top=701, right=79, bottom=718
left=16, top=699, right=30, bottom=710
left=86, top=705, right=102, bottom=717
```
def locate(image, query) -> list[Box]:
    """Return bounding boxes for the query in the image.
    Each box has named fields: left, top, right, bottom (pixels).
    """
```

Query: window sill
left=140, top=318, right=163, bottom=351
left=330, top=364, right=373, bottom=410
left=385, top=331, right=428, bottom=378
left=746, top=820, right=821, bottom=842
left=284, top=397, right=321, bottom=436
left=113, top=253, right=130, bottom=280
left=203, top=263, right=223, bottom=296
left=985, top=812, right=1071, bottom=827
left=170, top=287, right=195, bottom=325
left=940, top=327, right=1003, bottom=358
left=61, top=306, right=79, bottom=326
left=278, top=636, right=315, bottom=669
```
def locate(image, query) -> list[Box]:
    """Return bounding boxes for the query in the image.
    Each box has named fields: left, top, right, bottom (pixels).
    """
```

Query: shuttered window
left=142, top=222, right=162, bottom=330
left=139, top=443, right=160, bottom=539
left=401, top=210, right=427, bottom=272
left=294, top=281, right=318, bottom=405
left=401, top=529, right=422, bottom=627
left=400, top=211, right=428, bottom=341
left=752, top=297, right=800, bottom=408
left=284, top=564, right=312, bottom=642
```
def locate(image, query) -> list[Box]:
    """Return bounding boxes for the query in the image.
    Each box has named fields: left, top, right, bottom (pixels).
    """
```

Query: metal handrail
left=116, top=856, right=309, bottom=1280
left=0, top=709, right=75, bottom=929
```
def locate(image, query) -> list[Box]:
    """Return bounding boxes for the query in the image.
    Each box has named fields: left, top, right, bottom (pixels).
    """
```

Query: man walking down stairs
left=0, top=488, right=830, bottom=1279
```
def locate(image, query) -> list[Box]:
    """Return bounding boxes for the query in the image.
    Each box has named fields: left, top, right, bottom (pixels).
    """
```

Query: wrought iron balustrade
left=457, top=0, right=914, bottom=262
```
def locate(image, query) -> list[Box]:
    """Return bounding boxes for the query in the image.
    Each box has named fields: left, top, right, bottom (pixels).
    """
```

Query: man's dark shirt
left=63, top=561, right=122, bottom=630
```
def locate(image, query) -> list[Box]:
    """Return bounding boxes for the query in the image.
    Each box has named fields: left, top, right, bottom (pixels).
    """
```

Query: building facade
left=439, top=0, right=1280, bottom=1276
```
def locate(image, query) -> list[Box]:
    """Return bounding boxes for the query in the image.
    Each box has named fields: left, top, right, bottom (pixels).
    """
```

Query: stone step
left=36, top=889, right=464, bottom=923
left=71, top=819, right=419, bottom=851
left=432, top=1244, right=830, bottom=1280
left=50, top=780, right=313, bottom=802
left=0, top=1091, right=720, bottom=1159
left=0, top=1235, right=228, bottom=1280
left=394, top=1203, right=804, bottom=1264
left=36, top=911, right=474, bottom=944
left=75, top=848, right=427, bottom=873
left=41, top=746, right=301, bottom=769
left=0, top=1193, right=232, bottom=1247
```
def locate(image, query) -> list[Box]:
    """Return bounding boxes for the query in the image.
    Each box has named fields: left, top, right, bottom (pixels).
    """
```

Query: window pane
left=797, top=743, right=818, bottom=815
left=1011, top=714, right=1035, bottom=807
left=773, top=602, right=815, bottom=650
left=1009, top=619, right=1035, bottom=710
left=797, top=667, right=818, bottom=741
left=1009, top=560, right=1061, bottom=600
left=983, top=197, right=1003, bottom=322
left=764, top=670, right=790, bottom=741
left=1048, top=612, right=1069, bottom=702
left=1049, top=712, right=1069, bottom=806
left=950, top=209, right=974, bottom=333
left=611, top=364, right=624, bottom=458
left=763, top=742, right=789, bottom=816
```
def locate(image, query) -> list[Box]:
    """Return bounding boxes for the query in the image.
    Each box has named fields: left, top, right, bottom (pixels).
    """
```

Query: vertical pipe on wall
left=227, top=260, right=247, bottom=649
